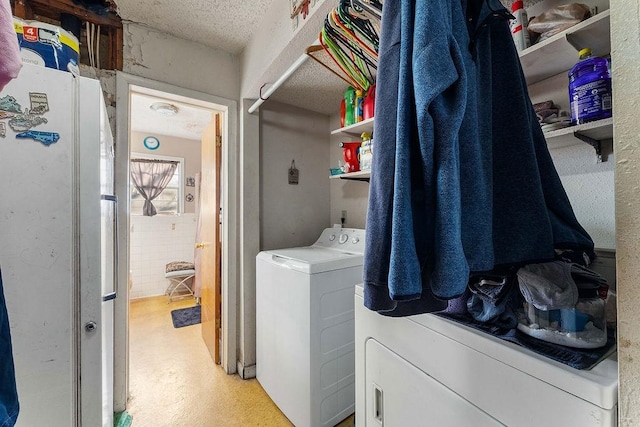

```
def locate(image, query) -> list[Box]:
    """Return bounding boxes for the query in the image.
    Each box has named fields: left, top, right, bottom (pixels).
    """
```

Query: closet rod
left=247, top=53, right=310, bottom=114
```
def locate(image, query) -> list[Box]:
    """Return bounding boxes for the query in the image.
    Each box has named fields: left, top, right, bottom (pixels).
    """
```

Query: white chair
left=164, top=261, right=195, bottom=303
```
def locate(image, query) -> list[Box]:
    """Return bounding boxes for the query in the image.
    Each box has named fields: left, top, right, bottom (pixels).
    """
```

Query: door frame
left=114, top=72, right=238, bottom=412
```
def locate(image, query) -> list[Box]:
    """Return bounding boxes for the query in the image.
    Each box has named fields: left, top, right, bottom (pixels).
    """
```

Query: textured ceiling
left=115, top=0, right=357, bottom=117
left=114, top=0, right=275, bottom=54
left=269, top=54, right=348, bottom=116
left=130, top=92, right=215, bottom=141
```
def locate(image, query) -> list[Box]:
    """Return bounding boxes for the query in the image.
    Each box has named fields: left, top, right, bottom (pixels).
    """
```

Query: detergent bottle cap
left=578, top=48, right=592, bottom=60
left=361, top=132, right=371, bottom=141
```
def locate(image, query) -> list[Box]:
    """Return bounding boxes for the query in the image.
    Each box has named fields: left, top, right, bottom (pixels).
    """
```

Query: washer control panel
left=314, top=228, right=366, bottom=254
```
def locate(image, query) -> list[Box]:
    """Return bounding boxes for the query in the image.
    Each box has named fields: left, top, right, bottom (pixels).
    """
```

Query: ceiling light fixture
left=150, top=102, right=179, bottom=116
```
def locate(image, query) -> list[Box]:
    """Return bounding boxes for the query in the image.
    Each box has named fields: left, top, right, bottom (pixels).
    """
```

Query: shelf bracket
left=573, top=131, right=605, bottom=163
left=339, top=177, right=370, bottom=182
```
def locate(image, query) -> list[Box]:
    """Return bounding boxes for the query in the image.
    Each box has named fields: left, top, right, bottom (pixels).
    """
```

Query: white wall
left=259, top=101, right=331, bottom=250
left=329, top=114, right=369, bottom=229
left=610, top=0, right=640, bottom=423
left=240, top=0, right=333, bottom=99
left=238, top=99, right=260, bottom=377
left=528, top=73, right=616, bottom=249
left=552, top=145, right=615, bottom=249
left=123, top=22, right=240, bottom=101
left=130, top=131, right=201, bottom=214
left=129, top=214, right=197, bottom=299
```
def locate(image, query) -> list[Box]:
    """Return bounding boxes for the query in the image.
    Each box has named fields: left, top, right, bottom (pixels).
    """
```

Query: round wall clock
left=143, top=136, right=160, bottom=150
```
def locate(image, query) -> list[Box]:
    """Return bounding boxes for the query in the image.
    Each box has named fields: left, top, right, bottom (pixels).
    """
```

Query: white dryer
left=257, top=228, right=366, bottom=427
left=355, top=284, right=618, bottom=427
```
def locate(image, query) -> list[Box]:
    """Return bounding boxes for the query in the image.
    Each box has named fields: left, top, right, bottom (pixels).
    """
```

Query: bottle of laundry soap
left=344, top=86, right=356, bottom=126
left=359, top=132, right=373, bottom=171
left=355, top=89, right=364, bottom=123
left=568, top=48, right=613, bottom=124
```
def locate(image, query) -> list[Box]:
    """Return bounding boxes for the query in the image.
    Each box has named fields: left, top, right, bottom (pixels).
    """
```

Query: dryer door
left=365, top=339, right=503, bottom=427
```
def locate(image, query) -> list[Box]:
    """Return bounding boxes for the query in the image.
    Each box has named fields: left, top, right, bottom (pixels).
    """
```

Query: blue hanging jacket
left=0, top=269, right=19, bottom=427
left=363, top=0, right=594, bottom=316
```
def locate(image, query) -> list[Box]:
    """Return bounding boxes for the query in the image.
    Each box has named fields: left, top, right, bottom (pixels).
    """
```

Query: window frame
left=130, top=152, right=185, bottom=216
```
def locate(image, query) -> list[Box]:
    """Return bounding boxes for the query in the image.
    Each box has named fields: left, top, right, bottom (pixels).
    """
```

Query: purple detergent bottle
left=569, top=48, right=613, bottom=124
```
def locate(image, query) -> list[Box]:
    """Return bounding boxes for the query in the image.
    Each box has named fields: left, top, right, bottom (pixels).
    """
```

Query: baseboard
left=237, top=361, right=256, bottom=379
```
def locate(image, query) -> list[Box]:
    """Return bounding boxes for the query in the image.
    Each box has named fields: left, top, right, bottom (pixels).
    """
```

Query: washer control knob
left=339, top=234, right=348, bottom=244
left=328, top=234, right=336, bottom=241
left=352, top=237, right=360, bottom=244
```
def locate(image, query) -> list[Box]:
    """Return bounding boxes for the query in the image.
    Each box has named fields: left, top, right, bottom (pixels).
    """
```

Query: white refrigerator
left=0, top=63, right=115, bottom=427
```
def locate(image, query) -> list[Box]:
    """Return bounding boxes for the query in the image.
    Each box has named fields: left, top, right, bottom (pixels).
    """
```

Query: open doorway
left=114, top=74, right=238, bottom=414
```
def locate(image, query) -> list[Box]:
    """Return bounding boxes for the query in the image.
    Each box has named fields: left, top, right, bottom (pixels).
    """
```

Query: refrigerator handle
left=101, top=194, right=118, bottom=301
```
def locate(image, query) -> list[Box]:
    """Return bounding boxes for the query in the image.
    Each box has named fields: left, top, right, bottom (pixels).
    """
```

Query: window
left=130, top=153, right=184, bottom=215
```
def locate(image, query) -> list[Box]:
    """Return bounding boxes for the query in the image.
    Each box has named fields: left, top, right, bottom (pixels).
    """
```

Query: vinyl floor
left=128, top=296, right=355, bottom=426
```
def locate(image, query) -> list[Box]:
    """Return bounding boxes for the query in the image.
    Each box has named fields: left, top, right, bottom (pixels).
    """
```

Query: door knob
left=195, top=242, right=206, bottom=249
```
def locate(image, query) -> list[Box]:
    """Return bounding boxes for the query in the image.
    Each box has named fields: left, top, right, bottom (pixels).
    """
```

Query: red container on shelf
left=363, top=85, right=375, bottom=120
left=340, top=141, right=361, bottom=172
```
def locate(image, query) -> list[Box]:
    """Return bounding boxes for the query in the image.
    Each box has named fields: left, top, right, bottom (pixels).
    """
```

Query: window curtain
left=130, top=159, right=178, bottom=216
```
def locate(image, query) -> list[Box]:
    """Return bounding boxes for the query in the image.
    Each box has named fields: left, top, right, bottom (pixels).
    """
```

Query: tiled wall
left=129, top=213, right=197, bottom=299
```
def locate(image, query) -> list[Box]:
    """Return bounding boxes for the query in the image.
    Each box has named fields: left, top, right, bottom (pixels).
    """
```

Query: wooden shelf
left=329, top=170, right=371, bottom=181
left=545, top=117, right=613, bottom=149
left=520, top=10, right=610, bottom=85
left=544, top=117, right=613, bottom=162
left=331, top=117, right=374, bottom=136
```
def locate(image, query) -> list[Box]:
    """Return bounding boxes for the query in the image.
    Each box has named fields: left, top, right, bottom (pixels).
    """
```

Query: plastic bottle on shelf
left=510, top=1, right=530, bottom=52
left=359, top=132, right=373, bottom=171
left=355, top=89, right=364, bottom=123
left=363, top=85, right=375, bottom=120
left=568, top=48, right=613, bottom=124
left=340, top=98, right=346, bottom=128
left=344, top=86, right=356, bottom=127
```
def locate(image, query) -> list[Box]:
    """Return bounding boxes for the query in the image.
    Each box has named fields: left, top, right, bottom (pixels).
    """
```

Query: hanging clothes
left=363, top=0, right=594, bottom=316
left=0, top=0, right=21, bottom=90
left=0, top=269, right=19, bottom=426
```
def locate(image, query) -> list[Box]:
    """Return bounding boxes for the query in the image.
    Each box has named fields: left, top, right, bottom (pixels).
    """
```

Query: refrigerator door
left=100, top=96, right=116, bottom=426
left=0, top=63, right=114, bottom=426
left=0, top=64, right=76, bottom=426
left=78, top=75, right=115, bottom=427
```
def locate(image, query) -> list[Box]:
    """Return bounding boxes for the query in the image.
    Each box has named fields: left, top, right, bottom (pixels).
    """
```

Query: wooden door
left=197, top=113, right=222, bottom=364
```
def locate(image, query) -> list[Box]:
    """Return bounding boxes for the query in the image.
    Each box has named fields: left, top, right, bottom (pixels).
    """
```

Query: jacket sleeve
left=387, top=0, right=469, bottom=301
left=363, top=0, right=402, bottom=311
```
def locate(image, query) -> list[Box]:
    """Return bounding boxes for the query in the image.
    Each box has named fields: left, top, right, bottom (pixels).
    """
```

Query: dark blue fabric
left=0, top=270, right=19, bottom=427
left=436, top=312, right=616, bottom=370
left=363, top=0, right=594, bottom=316
left=485, top=16, right=594, bottom=264
left=467, top=283, right=519, bottom=329
left=363, top=0, right=400, bottom=313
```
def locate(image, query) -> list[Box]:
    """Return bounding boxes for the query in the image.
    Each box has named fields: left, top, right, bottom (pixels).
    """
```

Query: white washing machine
left=355, top=284, right=618, bottom=427
left=257, top=228, right=366, bottom=427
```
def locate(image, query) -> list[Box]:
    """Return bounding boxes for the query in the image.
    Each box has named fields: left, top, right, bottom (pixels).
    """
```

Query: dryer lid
left=257, top=247, right=363, bottom=274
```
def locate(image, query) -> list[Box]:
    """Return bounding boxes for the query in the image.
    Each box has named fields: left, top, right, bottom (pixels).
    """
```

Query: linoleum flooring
left=128, top=296, right=355, bottom=427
